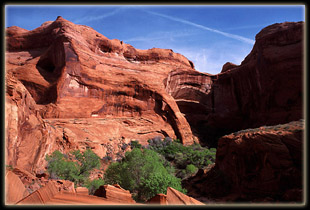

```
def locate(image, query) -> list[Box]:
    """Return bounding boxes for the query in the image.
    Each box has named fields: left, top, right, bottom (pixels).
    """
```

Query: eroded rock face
left=94, top=184, right=136, bottom=204
left=5, top=170, right=30, bottom=204
left=5, top=74, right=61, bottom=173
left=183, top=120, right=304, bottom=202
left=221, top=62, right=238, bottom=73
left=14, top=181, right=200, bottom=205
left=166, top=187, right=204, bottom=205
left=5, top=16, right=195, bottom=174
left=165, top=21, right=304, bottom=147
left=216, top=120, right=303, bottom=201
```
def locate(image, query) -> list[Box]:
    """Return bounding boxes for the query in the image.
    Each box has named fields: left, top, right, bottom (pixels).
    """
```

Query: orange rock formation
left=147, top=187, right=204, bottom=205
left=183, top=120, right=304, bottom=202
left=5, top=16, right=195, bottom=174
left=5, top=171, right=29, bottom=204
left=8, top=178, right=201, bottom=205
left=94, top=184, right=136, bottom=204
left=165, top=21, right=303, bottom=147
left=5, top=16, right=304, bottom=204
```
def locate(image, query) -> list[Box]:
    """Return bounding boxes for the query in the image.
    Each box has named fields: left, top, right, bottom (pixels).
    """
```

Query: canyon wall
left=5, top=17, right=304, bottom=182
left=183, top=120, right=304, bottom=202
left=165, top=21, right=304, bottom=147
left=5, top=16, right=195, bottom=174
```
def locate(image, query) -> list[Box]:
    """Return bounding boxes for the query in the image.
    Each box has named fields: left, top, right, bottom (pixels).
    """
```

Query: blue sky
left=5, top=5, right=305, bottom=74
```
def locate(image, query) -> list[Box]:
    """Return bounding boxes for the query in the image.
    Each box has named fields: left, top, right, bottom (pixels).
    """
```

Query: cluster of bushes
left=83, top=177, right=105, bottom=195
left=104, top=148, right=185, bottom=202
left=45, top=137, right=216, bottom=202
left=147, top=137, right=216, bottom=179
left=45, top=149, right=104, bottom=194
left=231, top=119, right=304, bottom=136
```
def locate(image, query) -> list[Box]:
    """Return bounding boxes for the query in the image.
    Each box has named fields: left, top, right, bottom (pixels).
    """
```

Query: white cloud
left=124, top=30, right=253, bottom=74
left=174, top=46, right=252, bottom=74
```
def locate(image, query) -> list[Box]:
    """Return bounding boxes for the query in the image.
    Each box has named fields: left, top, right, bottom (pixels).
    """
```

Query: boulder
left=75, top=187, right=89, bottom=195
left=146, top=188, right=204, bottom=205
left=147, top=194, right=168, bottom=204
left=166, top=187, right=204, bottom=205
left=52, top=180, right=76, bottom=193
left=17, top=181, right=59, bottom=204
left=5, top=171, right=29, bottom=204
left=94, top=184, right=136, bottom=204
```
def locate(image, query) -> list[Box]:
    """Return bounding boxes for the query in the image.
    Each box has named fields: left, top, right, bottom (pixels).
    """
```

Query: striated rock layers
left=5, top=16, right=195, bottom=174
left=215, top=120, right=303, bottom=201
left=183, top=120, right=304, bottom=202
left=165, top=21, right=304, bottom=147
left=5, top=168, right=203, bottom=205
left=5, top=170, right=30, bottom=204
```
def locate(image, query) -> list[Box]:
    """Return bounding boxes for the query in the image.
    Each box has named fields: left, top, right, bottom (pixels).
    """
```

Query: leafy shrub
left=147, top=138, right=216, bottom=171
left=129, top=140, right=142, bottom=149
left=175, top=164, right=198, bottom=180
left=46, top=150, right=81, bottom=182
left=45, top=149, right=101, bottom=186
left=104, top=148, right=185, bottom=202
left=185, top=164, right=198, bottom=175
left=83, top=178, right=105, bottom=195
left=71, top=149, right=101, bottom=177
left=139, top=171, right=185, bottom=201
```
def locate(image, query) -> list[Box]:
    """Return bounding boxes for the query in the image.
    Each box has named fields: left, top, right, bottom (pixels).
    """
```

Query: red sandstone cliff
left=165, top=21, right=304, bottom=147
left=5, top=17, right=304, bottom=204
left=5, top=16, right=196, bottom=174
left=183, top=120, right=304, bottom=202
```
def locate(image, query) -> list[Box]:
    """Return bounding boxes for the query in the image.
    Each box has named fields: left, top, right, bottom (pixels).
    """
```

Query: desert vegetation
left=230, top=119, right=304, bottom=136
left=104, top=137, right=216, bottom=202
left=146, top=137, right=216, bottom=179
left=45, top=137, right=216, bottom=202
left=45, top=149, right=104, bottom=194
left=104, top=147, right=185, bottom=202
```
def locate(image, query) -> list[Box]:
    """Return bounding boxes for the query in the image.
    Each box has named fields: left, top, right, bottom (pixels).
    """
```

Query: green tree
left=146, top=137, right=217, bottom=180
left=104, top=148, right=185, bottom=202
left=45, top=150, right=81, bottom=182
left=148, top=137, right=216, bottom=170
left=46, top=149, right=101, bottom=186
left=139, top=171, right=186, bottom=201
left=71, top=149, right=101, bottom=177
left=185, top=164, right=198, bottom=175
left=83, top=178, right=105, bottom=195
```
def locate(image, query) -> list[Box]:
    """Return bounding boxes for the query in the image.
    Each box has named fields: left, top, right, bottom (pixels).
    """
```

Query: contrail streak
left=144, top=10, right=255, bottom=45
left=75, top=8, right=123, bottom=23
